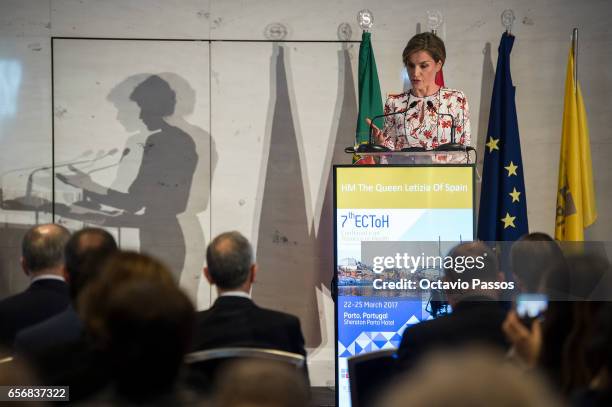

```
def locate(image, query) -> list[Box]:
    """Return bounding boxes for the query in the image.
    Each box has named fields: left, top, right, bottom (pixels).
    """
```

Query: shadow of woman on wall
left=57, top=74, right=214, bottom=294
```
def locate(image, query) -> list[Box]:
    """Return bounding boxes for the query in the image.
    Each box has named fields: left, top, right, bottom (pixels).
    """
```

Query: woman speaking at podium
left=369, top=33, right=471, bottom=154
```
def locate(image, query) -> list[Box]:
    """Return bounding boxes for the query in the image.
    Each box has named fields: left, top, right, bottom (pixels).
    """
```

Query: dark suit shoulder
left=253, top=304, right=301, bottom=325
left=15, top=307, right=82, bottom=356
left=197, top=297, right=299, bottom=328
left=0, top=279, right=70, bottom=348
left=397, top=301, right=508, bottom=370
left=192, top=297, right=305, bottom=357
left=0, top=280, right=69, bottom=316
left=0, top=290, right=29, bottom=313
left=401, top=301, right=507, bottom=342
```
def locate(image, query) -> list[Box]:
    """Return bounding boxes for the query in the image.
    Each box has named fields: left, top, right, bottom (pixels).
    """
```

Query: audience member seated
left=13, top=250, right=177, bottom=402
left=191, top=231, right=307, bottom=359
left=213, top=359, right=309, bottom=407
left=14, top=228, right=118, bottom=367
left=503, top=254, right=612, bottom=397
left=94, top=278, right=197, bottom=405
left=510, top=232, right=566, bottom=293
left=0, top=224, right=71, bottom=354
left=396, top=241, right=509, bottom=372
left=573, top=302, right=612, bottom=407
left=376, top=349, right=561, bottom=407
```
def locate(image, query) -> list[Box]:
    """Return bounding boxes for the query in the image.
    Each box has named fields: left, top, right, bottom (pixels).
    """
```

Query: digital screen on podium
left=334, top=165, right=474, bottom=407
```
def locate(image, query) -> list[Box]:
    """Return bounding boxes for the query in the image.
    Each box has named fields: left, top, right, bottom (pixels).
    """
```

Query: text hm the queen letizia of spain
left=340, top=182, right=468, bottom=193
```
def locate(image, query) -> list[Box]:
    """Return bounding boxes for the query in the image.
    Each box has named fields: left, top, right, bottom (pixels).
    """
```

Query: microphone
left=0, top=150, right=94, bottom=209
left=0, top=150, right=94, bottom=191
left=354, top=103, right=418, bottom=153
left=427, top=101, right=464, bottom=151
left=359, top=109, right=406, bottom=153
left=399, top=100, right=428, bottom=152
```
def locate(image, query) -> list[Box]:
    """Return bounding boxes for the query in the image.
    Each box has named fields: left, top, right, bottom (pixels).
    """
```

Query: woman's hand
left=56, top=165, right=93, bottom=189
left=502, top=310, right=542, bottom=368
left=56, top=165, right=108, bottom=195
left=365, top=118, right=384, bottom=144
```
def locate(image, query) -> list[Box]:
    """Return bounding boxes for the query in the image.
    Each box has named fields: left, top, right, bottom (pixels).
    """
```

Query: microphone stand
left=345, top=108, right=412, bottom=154
left=427, top=101, right=465, bottom=151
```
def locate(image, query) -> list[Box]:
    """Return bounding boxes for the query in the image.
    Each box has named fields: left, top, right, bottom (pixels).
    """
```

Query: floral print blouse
left=380, top=88, right=471, bottom=151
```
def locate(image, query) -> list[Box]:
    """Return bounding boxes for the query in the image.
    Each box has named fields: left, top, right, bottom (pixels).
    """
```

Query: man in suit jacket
left=396, top=241, right=509, bottom=372
left=0, top=224, right=71, bottom=353
left=192, top=231, right=306, bottom=359
left=14, top=227, right=118, bottom=363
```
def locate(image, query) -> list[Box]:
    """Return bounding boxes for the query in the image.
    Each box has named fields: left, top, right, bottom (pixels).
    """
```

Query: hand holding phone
left=516, top=293, right=548, bottom=325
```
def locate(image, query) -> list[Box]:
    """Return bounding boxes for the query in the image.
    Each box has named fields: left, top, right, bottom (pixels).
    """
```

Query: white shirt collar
left=219, top=290, right=251, bottom=299
left=30, top=274, right=66, bottom=284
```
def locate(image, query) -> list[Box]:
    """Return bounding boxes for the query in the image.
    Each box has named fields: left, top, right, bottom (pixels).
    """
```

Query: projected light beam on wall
left=0, top=60, right=22, bottom=119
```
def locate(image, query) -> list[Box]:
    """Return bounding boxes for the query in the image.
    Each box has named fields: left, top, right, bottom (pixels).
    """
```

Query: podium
left=353, top=149, right=474, bottom=165
left=333, top=150, right=475, bottom=407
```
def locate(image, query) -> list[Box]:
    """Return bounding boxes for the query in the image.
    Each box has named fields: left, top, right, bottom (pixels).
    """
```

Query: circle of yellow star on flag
left=504, top=161, right=518, bottom=176
left=501, top=212, right=516, bottom=229
left=509, top=187, right=521, bottom=203
left=485, top=137, right=500, bottom=153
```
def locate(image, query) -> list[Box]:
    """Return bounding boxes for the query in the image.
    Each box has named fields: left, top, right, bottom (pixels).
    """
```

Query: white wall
left=1, top=0, right=611, bottom=387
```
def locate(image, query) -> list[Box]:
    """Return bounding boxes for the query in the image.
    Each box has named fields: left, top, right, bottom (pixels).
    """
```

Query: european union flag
left=477, top=33, right=528, bottom=241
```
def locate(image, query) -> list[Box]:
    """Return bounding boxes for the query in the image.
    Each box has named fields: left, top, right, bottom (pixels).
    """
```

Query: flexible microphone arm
left=362, top=109, right=407, bottom=152
left=86, top=148, right=131, bottom=175
left=25, top=151, right=119, bottom=198
left=0, top=150, right=95, bottom=199
left=353, top=105, right=419, bottom=153
left=426, top=101, right=464, bottom=151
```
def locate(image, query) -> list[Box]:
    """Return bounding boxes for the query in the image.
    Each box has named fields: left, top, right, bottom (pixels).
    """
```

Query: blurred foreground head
left=214, top=359, right=309, bottom=407
left=105, top=279, right=194, bottom=400
left=377, top=349, right=562, bottom=407
left=511, top=232, right=565, bottom=293
left=544, top=253, right=612, bottom=301
left=79, top=251, right=194, bottom=400
left=443, top=241, right=500, bottom=304
left=78, top=251, right=175, bottom=339
left=64, top=227, right=118, bottom=300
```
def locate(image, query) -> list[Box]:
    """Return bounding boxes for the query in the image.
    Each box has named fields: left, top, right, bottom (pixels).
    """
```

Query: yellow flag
left=555, top=46, right=597, bottom=241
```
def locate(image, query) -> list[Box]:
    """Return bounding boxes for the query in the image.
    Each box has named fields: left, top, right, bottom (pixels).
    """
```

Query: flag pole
left=572, top=28, right=578, bottom=93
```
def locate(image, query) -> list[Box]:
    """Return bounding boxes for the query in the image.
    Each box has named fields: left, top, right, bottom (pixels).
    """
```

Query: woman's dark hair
left=539, top=254, right=612, bottom=395
left=402, top=32, right=446, bottom=67
left=511, top=232, right=565, bottom=293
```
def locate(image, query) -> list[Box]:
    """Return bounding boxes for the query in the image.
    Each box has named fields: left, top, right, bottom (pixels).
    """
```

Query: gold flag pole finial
left=572, top=28, right=578, bottom=93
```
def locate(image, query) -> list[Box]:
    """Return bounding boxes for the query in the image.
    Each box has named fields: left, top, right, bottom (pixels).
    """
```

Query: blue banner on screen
left=334, top=165, right=474, bottom=407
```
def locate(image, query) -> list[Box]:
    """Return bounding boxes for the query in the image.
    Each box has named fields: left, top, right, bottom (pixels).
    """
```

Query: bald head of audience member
left=204, top=231, right=256, bottom=294
left=21, top=224, right=70, bottom=279
left=64, top=227, right=118, bottom=301
left=443, top=241, right=501, bottom=306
